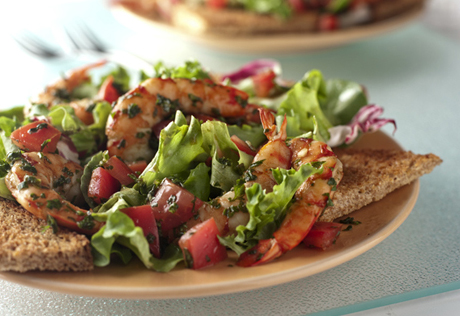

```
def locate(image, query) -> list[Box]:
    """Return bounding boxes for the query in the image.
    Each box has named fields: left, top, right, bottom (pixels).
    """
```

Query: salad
left=0, top=59, right=394, bottom=271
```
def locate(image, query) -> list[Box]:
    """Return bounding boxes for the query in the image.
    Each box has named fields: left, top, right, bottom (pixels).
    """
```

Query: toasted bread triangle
left=0, top=198, right=93, bottom=272
left=320, top=149, right=442, bottom=222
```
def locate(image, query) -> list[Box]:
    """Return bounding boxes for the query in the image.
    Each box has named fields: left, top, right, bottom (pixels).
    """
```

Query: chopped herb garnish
left=42, top=214, right=58, bottom=234
left=188, top=93, right=202, bottom=107
left=40, top=139, right=51, bottom=151
left=327, top=177, right=337, bottom=191
left=18, top=175, right=41, bottom=190
left=28, top=123, right=48, bottom=134
left=122, top=103, right=142, bottom=118
left=117, top=139, right=126, bottom=149
left=77, top=215, right=96, bottom=231
left=167, top=195, right=179, bottom=213
left=46, top=199, right=62, bottom=210
left=339, top=217, right=362, bottom=225
left=156, top=94, right=179, bottom=112
left=234, top=95, right=247, bottom=108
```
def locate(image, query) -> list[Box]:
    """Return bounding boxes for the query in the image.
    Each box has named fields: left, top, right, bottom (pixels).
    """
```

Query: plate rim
left=111, top=4, right=424, bottom=53
left=0, top=131, right=421, bottom=299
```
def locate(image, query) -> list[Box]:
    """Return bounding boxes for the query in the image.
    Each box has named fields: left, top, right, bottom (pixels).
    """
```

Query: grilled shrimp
left=28, top=60, right=106, bottom=109
left=236, top=136, right=343, bottom=267
left=5, top=152, right=102, bottom=234
left=186, top=109, right=291, bottom=236
left=106, top=77, right=252, bottom=162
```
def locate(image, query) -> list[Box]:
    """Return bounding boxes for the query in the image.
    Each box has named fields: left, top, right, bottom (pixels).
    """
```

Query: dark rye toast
left=320, top=149, right=442, bottom=222
left=0, top=198, right=93, bottom=272
left=0, top=149, right=441, bottom=272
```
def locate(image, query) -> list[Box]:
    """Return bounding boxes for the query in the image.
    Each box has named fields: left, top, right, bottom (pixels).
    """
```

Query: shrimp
left=186, top=109, right=291, bottom=236
left=236, top=128, right=343, bottom=267
left=28, top=60, right=107, bottom=108
left=5, top=152, right=103, bottom=235
left=106, top=77, right=251, bottom=162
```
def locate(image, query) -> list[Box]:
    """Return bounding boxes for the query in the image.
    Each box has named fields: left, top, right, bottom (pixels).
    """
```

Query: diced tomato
left=98, top=75, right=120, bottom=103
left=152, top=119, right=173, bottom=139
left=207, top=0, right=227, bottom=9
left=303, top=222, right=343, bottom=250
left=288, top=0, right=305, bottom=12
left=88, top=167, right=121, bottom=204
left=10, top=120, right=61, bottom=153
left=150, top=178, right=203, bottom=231
left=178, top=218, right=228, bottom=269
left=252, top=70, right=276, bottom=98
left=121, top=205, right=160, bottom=258
left=231, top=135, right=257, bottom=156
left=128, top=160, right=148, bottom=174
left=104, top=156, right=137, bottom=186
left=318, top=14, right=339, bottom=32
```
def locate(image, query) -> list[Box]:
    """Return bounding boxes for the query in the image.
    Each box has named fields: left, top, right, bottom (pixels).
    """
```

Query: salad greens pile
left=204, top=0, right=354, bottom=19
left=0, top=59, right=394, bottom=271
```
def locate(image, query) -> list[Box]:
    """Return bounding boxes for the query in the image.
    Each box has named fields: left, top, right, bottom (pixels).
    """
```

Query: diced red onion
left=220, top=59, right=281, bottom=84
left=327, top=104, right=396, bottom=147
left=56, top=135, right=80, bottom=163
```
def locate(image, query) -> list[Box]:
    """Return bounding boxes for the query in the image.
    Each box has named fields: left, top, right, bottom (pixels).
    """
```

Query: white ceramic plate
left=111, top=4, right=423, bottom=54
left=0, top=131, right=420, bottom=299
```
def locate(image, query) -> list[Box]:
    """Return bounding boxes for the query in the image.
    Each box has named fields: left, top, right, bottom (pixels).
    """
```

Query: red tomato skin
left=288, top=0, right=305, bottom=12
left=303, top=222, right=343, bottom=250
left=128, top=160, right=148, bottom=174
left=10, top=120, right=61, bottom=153
left=207, top=0, right=227, bottom=9
left=252, top=70, right=276, bottom=98
left=98, top=75, right=120, bottom=103
left=318, top=14, right=339, bottom=32
left=121, top=205, right=161, bottom=258
left=179, top=218, right=228, bottom=269
left=104, top=156, right=137, bottom=186
left=88, top=167, right=121, bottom=204
left=150, top=179, right=203, bottom=231
left=230, top=135, right=257, bottom=156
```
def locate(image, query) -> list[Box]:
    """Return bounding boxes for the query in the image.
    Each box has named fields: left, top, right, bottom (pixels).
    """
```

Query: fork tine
left=76, top=23, right=106, bottom=53
left=13, top=32, right=60, bottom=58
left=63, top=27, right=82, bottom=51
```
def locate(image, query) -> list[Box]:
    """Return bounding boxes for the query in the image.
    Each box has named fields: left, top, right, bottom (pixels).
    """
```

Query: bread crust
left=0, top=198, right=93, bottom=272
left=320, top=149, right=442, bottom=222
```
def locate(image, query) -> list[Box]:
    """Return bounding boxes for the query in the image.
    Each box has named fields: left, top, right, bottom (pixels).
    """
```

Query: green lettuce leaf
left=0, top=106, right=24, bottom=122
left=273, top=70, right=368, bottom=142
left=237, top=0, right=292, bottom=18
left=91, top=189, right=183, bottom=272
left=277, top=70, right=331, bottom=139
left=201, top=120, right=253, bottom=192
left=154, top=60, right=211, bottom=80
left=182, top=162, right=211, bottom=201
left=219, top=163, right=323, bottom=255
left=141, top=111, right=207, bottom=188
left=320, top=79, right=368, bottom=126
left=227, top=124, right=266, bottom=148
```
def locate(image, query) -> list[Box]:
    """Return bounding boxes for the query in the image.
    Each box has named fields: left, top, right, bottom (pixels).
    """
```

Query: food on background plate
left=114, top=0, right=425, bottom=36
left=0, top=59, right=441, bottom=272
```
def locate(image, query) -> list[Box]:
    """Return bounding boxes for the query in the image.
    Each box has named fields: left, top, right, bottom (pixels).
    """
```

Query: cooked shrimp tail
left=28, top=60, right=107, bottom=110
left=5, top=152, right=103, bottom=234
left=237, top=138, right=343, bottom=267
left=106, top=77, right=251, bottom=162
